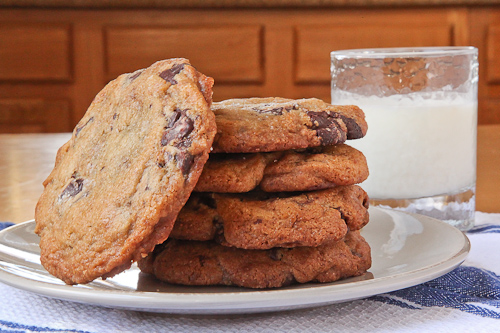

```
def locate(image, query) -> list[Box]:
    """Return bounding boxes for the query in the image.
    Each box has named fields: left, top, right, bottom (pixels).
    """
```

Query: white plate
left=0, top=207, right=469, bottom=315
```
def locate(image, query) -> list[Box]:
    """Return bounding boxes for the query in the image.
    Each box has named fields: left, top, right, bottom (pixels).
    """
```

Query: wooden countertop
left=0, top=125, right=498, bottom=223
left=476, top=125, right=500, bottom=214
left=2, top=0, right=500, bottom=9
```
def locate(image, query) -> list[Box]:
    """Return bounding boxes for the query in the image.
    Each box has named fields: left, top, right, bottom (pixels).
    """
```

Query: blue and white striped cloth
left=371, top=220, right=500, bottom=320
left=0, top=213, right=499, bottom=333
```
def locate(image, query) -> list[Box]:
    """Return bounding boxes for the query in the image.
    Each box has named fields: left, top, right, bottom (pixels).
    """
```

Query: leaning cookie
left=170, top=185, right=369, bottom=249
left=194, top=144, right=368, bottom=193
left=211, top=97, right=367, bottom=153
left=138, top=231, right=371, bottom=289
left=35, top=58, right=216, bottom=285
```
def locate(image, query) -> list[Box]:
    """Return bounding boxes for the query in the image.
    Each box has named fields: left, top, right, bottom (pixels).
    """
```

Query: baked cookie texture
left=194, top=144, right=368, bottom=193
left=170, top=185, right=369, bottom=249
left=211, top=97, right=367, bottom=153
left=34, top=59, right=216, bottom=285
left=193, top=152, right=276, bottom=193
left=138, top=231, right=371, bottom=289
left=142, top=97, right=371, bottom=289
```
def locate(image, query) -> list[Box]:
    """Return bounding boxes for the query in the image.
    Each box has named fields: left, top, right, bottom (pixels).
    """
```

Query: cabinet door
left=0, top=23, right=72, bottom=82
left=295, top=24, right=452, bottom=84
left=104, top=25, right=263, bottom=84
left=470, top=8, right=500, bottom=123
left=0, top=22, right=74, bottom=133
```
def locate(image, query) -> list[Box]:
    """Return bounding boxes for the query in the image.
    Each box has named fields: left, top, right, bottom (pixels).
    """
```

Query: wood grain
left=0, top=7, right=498, bottom=132
left=0, top=23, right=72, bottom=81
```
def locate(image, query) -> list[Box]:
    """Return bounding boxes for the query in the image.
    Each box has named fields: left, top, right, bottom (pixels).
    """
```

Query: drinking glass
left=331, top=47, right=478, bottom=231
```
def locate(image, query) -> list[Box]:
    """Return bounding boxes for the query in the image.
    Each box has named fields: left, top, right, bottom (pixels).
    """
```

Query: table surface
left=0, top=125, right=499, bottom=223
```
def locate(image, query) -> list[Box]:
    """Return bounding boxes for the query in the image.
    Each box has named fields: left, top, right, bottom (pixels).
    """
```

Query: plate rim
left=0, top=207, right=470, bottom=314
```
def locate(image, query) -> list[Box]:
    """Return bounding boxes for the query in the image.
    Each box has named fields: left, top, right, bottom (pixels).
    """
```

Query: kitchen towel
left=0, top=212, right=499, bottom=333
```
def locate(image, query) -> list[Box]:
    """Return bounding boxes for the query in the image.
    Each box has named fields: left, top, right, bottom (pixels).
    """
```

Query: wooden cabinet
left=0, top=23, right=72, bottom=82
left=470, top=7, right=500, bottom=124
left=104, top=25, right=264, bottom=84
left=0, top=7, right=497, bottom=133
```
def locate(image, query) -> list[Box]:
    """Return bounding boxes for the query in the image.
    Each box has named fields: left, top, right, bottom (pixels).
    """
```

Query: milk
left=336, top=95, right=477, bottom=200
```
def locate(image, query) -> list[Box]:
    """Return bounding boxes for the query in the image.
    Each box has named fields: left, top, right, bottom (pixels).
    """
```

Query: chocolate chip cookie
left=170, top=185, right=369, bottom=249
left=211, top=97, right=367, bottom=153
left=193, top=152, right=278, bottom=193
left=35, top=58, right=216, bottom=284
left=261, top=144, right=369, bottom=192
left=138, top=231, right=371, bottom=289
left=194, top=144, right=368, bottom=193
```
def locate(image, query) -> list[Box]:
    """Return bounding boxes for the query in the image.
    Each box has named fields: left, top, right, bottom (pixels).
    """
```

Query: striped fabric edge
left=0, top=319, right=93, bottom=333
left=467, top=224, right=500, bottom=234
left=0, top=222, right=14, bottom=231
left=370, top=266, right=500, bottom=319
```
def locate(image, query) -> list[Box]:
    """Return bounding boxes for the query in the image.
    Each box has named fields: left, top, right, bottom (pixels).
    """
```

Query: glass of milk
left=331, top=47, right=478, bottom=231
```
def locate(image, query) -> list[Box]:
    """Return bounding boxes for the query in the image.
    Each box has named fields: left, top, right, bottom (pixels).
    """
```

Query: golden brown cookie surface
left=170, top=185, right=369, bottom=249
left=35, top=59, right=216, bottom=285
left=193, top=152, right=276, bottom=193
left=211, top=98, right=367, bottom=153
left=138, top=231, right=371, bottom=289
left=261, top=144, right=369, bottom=192
left=194, top=144, right=368, bottom=193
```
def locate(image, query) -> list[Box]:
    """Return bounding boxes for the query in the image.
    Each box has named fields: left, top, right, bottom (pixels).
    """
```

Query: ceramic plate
left=0, top=207, right=469, bottom=314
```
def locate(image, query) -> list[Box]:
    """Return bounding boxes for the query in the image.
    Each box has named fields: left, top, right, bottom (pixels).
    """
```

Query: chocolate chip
left=75, top=117, right=94, bottom=137
left=316, top=127, right=343, bottom=145
left=159, top=64, right=185, bottom=84
left=167, top=110, right=182, bottom=127
left=339, top=115, right=363, bottom=139
left=252, top=105, right=295, bottom=116
left=161, top=110, right=194, bottom=147
left=173, top=119, right=194, bottom=148
left=175, top=151, right=194, bottom=176
left=60, top=178, right=84, bottom=198
left=308, top=111, right=334, bottom=128
left=160, top=108, right=197, bottom=177
left=129, top=69, right=144, bottom=81
left=268, top=107, right=284, bottom=115
left=307, top=111, right=346, bottom=145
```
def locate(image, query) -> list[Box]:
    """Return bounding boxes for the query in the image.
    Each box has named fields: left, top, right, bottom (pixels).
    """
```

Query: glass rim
left=331, top=46, right=478, bottom=59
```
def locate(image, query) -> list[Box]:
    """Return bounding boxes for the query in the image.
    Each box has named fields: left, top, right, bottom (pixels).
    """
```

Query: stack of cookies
left=139, top=97, right=372, bottom=288
left=34, top=58, right=371, bottom=289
